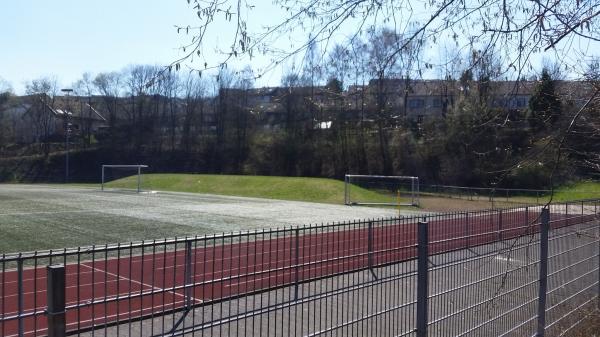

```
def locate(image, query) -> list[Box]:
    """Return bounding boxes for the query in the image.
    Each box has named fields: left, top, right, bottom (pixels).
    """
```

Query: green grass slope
left=551, top=181, right=600, bottom=201
left=105, top=173, right=398, bottom=205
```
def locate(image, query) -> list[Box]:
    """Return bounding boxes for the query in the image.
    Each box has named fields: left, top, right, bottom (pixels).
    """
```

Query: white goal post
left=101, top=165, right=148, bottom=193
left=344, top=174, right=420, bottom=207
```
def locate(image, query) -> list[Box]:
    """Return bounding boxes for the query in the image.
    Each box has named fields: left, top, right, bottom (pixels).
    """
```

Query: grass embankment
left=105, top=174, right=599, bottom=208
left=551, top=181, right=600, bottom=201
left=106, top=173, right=397, bottom=205
left=418, top=182, right=599, bottom=212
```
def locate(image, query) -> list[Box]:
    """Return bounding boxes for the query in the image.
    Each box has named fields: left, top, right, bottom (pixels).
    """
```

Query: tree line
left=0, top=31, right=598, bottom=188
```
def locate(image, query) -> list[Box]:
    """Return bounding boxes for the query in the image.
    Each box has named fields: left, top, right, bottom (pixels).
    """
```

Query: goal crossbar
left=101, top=165, right=148, bottom=193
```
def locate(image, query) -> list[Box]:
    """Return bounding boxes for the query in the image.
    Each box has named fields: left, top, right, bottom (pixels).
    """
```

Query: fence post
left=368, top=221, right=373, bottom=269
left=536, top=208, right=550, bottom=337
left=597, top=199, right=600, bottom=311
left=565, top=202, right=568, bottom=227
left=47, top=264, right=66, bottom=337
left=184, top=240, right=193, bottom=309
left=465, top=212, right=470, bottom=249
left=17, top=257, right=23, bottom=337
left=416, top=179, right=420, bottom=206
left=294, top=228, right=300, bottom=300
left=137, top=166, right=141, bottom=193
left=498, top=209, right=503, bottom=242
left=525, top=206, right=529, bottom=235
left=594, top=199, right=600, bottom=311
left=344, top=175, right=348, bottom=205
left=416, top=221, right=429, bottom=337
left=411, top=178, right=414, bottom=206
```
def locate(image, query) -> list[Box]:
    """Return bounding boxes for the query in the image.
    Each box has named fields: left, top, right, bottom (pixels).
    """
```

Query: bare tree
left=566, top=59, right=600, bottom=176
left=123, top=65, right=161, bottom=150
left=214, top=67, right=237, bottom=171
left=0, top=77, right=12, bottom=95
left=326, top=44, right=350, bottom=90
left=347, top=37, right=371, bottom=174
left=181, top=74, right=208, bottom=153
left=174, top=0, right=600, bottom=178
left=177, top=1, right=599, bottom=78
left=25, top=77, right=59, bottom=156
left=366, top=27, right=407, bottom=174
left=74, top=72, right=96, bottom=148
left=155, top=71, right=181, bottom=152
left=231, top=66, right=255, bottom=171
left=93, top=71, right=122, bottom=148
left=0, top=77, right=13, bottom=151
left=325, top=44, right=352, bottom=176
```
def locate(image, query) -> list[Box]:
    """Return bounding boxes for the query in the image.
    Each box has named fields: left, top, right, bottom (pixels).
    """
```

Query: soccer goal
left=101, top=165, right=148, bottom=193
left=344, top=174, right=420, bottom=206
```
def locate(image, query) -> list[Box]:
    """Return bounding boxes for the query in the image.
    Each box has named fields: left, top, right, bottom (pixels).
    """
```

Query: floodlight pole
left=61, top=88, right=73, bottom=183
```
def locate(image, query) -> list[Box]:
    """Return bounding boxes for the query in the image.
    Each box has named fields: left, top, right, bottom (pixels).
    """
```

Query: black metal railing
left=1, top=199, right=598, bottom=336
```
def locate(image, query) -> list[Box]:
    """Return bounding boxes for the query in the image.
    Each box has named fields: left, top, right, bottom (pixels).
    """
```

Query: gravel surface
left=0, top=184, right=427, bottom=252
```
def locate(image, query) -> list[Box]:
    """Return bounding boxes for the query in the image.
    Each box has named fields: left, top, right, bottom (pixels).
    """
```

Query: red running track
left=0, top=210, right=594, bottom=336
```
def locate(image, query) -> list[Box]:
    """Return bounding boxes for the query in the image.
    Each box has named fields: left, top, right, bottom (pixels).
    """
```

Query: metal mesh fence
left=420, top=185, right=550, bottom=207
left=0, top=200, right=598, bottom=337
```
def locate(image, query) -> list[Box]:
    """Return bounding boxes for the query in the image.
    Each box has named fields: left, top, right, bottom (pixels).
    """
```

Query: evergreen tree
left=528, top=68, right=561, bottom=130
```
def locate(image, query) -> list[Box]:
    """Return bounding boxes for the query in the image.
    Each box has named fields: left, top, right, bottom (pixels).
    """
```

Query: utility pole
left=61, top=88, right=73, bottom=183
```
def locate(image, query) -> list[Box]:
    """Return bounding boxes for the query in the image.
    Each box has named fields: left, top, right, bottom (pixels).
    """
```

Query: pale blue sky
left=0, top=1, right=226, bottom=93
left=2, top=2, right=597, bottom=94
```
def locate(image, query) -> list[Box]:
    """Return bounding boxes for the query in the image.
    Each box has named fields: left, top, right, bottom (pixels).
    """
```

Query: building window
left=432, top=98, right=442, bottom=108
left=409, top=99, right=425, bottom=109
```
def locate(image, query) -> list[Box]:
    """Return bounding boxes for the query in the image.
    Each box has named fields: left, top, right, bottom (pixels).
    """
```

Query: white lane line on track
left=2, top=287, right=177, bottom=316
left=81, top=263, right=204, bottom=305
left=79, top=263, right=191, bottom=301
left=3, top=264, right=204, bottom=317
left=494, top=255, right=527, bottom=266
left=4, top=300, right=189, bottom=337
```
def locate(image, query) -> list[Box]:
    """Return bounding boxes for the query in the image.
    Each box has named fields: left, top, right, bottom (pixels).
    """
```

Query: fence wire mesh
left=0, top=200, right=598, bottom=337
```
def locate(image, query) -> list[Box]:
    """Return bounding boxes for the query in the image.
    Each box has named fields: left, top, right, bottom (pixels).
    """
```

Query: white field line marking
left=2, top=285, right=182, bottom=316
left=0, top=263, right=203, bottom=315
left=5, top=299, right=188, bottom=337
left=2, top=271, right=185, bottom=306
left=0, top=230, right=394, bottom=274
left=0, top=209, right=99, bottom=216
left=3, top=263, right=180, bottom=315
left=222, top=258, right=354, bottom=289
left=0, top=205, right=166, bottom=216
left=2, top=241, right=367, bottom=288
left=3, top=235, right=380, bottom=309
left=3, top=277, right=125, bottom=302
left=494, top=255, right=528, bottom=266
left=9, top=263, right=205, bottom=323
left=79, top=263, right=202, bottom=304
left=3, top=249, right=325, bottom=313
left=59, top=300, right=188, bottom=327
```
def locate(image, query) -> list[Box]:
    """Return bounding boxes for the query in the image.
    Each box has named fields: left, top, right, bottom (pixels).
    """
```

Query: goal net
left=101, top=165, right=148, bottom=193
left=344, top=175, right=419, bottom=206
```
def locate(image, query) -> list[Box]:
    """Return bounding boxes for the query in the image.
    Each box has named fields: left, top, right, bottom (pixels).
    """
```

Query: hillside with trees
left=0, top=56, right=598, bottom=189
